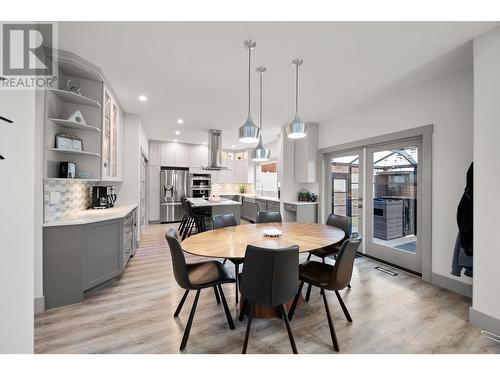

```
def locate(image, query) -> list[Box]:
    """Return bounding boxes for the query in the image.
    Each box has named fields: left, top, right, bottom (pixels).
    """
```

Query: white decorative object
left=66, top=110, right=86, bottom=125
left=263, top=228, right=282, bottom=238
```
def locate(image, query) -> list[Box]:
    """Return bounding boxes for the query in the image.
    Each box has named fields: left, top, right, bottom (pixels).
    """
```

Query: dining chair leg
left=187, top=219, right=195, bottom=238
left=322, top=289, right=339, bottom=352
left=182, top=218, right=192, bottom=240
left=174, top=289, right=189, bottom=317
left=288, top=281, right=304, bottom=321
left=178, top=215, right=187, bottom=232
left=180, top=289, right=201, bottom=351
left=279, top=305, right=298, bottom=354
left=306, top=253, right=311, bottom=261
left=239, top=298, right=248, bottom=321
left=242, top=302, right=254, bottom=354
left=213, top=286, right=221, bottom=304
left=217, top=284, right=235, bottom=330
left=234, top=263, right=240, bottom=303
left=305, top=283, right=312, bottom=302
left=322, top=257, right=325, bottom=264
left=334, top=290, right=353, bottom=322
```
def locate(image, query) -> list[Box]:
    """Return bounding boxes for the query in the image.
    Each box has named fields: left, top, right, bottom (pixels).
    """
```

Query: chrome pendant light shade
left=287, top=58, right=307, bottom=139
left=238, top=40, right=260, bottom=143
left=239, top=114, right=260, bottom=143
left=252, top=66, right=271, bottom=162
left=252, top=137, right=271, bottom=162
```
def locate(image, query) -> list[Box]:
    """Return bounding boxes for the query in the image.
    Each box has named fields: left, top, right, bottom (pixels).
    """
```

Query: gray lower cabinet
left=242, top=198, right=257, bottom=222
left=267, top=201, right=281, bottom=212
left=43, top=209, right=136, bottom=309
left=284, top=203, right=318, bottom=223
left=83, top=220, right=121, bottom=290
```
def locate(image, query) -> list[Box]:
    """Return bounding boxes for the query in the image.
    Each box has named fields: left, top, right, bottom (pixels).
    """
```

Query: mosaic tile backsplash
left=44, top=180, right=97, bottom=222
left=211, top=183, right=255, bottom=195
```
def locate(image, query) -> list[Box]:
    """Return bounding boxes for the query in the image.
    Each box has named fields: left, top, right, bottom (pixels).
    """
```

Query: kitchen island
left=187, top=197, right=242, bottom=225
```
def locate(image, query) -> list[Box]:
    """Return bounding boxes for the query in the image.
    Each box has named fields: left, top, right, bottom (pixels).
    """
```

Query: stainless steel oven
left=188, top=173, right=211, bottom=198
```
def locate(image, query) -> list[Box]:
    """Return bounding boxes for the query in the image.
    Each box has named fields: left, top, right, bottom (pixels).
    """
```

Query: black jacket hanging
left=457, top=163, right=473, bottom=256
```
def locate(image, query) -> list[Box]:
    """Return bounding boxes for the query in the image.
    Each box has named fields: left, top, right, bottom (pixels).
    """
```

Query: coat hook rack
left=1, top=115, right=14, bottom=123
left=1, top=109, right=13, bottom=159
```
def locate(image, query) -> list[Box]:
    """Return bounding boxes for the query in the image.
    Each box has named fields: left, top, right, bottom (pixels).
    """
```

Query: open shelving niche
left=43, top=49, right=104, bottom=181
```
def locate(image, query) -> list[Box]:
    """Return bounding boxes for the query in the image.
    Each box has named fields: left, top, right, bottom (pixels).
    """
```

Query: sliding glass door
left=365, top=138, right=422, bottom=273
left=326, top=149, right=363, bottom=238
left=325, top=137, right=425, bottom=275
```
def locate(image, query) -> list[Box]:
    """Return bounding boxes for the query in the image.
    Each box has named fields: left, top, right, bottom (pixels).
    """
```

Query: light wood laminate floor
left=34, top=224, right=500, bottom=354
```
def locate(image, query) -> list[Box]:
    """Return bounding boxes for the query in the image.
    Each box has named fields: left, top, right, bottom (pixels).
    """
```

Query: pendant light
left=286, top=58, right=307, bottom=139
left=252, top=66, right=271, bottom=162
left=238, top=40, right=260, bottom=143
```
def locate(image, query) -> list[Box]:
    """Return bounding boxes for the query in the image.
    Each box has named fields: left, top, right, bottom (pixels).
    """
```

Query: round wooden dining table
left=181, top=222, right=345, bottom=259
left=181, top=222, right=345, bottom=319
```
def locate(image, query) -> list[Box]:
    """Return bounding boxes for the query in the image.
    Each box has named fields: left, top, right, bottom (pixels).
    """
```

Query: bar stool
left=181, top=200, right=207, bottom=240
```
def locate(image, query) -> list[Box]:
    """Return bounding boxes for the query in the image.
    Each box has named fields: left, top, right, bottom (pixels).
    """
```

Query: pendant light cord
left=248, top=46, right=251, bottom=116
left=259, top=70, right=263, bottom=130
left=295, top=63, right=299, bottom=115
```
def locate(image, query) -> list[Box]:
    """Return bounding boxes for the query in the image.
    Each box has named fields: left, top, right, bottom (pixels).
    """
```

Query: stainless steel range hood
left=202, top=129, right=228, bottom=171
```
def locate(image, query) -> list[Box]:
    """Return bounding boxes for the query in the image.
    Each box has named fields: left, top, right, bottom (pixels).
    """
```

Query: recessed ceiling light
left=173, top=139, right=178, bottom=142
left=177, top=118, right=184, bottom=124
left=231, top=145, right=235, bottom=148
left=138, top=95, right=148, bottom=102
left=175, top=131, right=180, bottom=135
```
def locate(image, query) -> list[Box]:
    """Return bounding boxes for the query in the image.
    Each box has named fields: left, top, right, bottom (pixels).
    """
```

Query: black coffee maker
left=91, top=186, right=117, bottom=209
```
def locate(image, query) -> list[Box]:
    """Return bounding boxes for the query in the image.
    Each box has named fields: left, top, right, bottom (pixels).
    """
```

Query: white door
left=365, top=138, right=422, bottom=273
left=326, top=149, right=363, bottom=238
left=140, top=154, right=147, bottom=236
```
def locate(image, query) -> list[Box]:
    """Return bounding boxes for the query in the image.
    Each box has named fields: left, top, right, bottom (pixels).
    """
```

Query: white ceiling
left=58, top=22, right=497, bottom=148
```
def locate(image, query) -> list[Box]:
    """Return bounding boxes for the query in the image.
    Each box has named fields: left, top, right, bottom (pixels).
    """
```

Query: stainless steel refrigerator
left=160, top=167, right=188, bottom=223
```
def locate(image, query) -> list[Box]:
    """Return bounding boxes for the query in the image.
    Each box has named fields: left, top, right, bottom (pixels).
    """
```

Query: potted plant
left=239, top=184, right=246, bottom=194
left=298, top=189, right=310, bottom=202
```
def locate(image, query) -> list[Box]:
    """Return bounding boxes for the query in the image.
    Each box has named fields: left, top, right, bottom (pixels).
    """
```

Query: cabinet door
left=149, top=165, right=161, bottom=190
left=149, top=142, right=161, bottom=165
left=149, top=189, right=160, bottom=221
left=161, top=142, right=176, bottom=166
left=84, top=220, right=121, bottom=290
left=174, top=142, right=190, bottom=167
left=102, top=87, right=121, bottom=180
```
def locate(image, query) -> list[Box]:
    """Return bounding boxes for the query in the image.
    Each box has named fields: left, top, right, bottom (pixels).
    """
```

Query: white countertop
left=284, top=201, right=319, bottom=206
left=220, top=193, right=280, bottom=202
left=43, top=204, right=138, bottom=227
left=187, top=198, right=242, bottom=207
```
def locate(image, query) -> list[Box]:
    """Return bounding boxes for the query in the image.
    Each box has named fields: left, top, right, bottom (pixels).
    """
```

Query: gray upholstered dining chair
left=305, top=213, right=352, bottom=300
left=165, top=228, right=235, bottom=351
left=256, top=211, right=282, bottom=223
left=288, top=237, right=362, bottom=352
left=212, top=213, right=242, bottom=303
left=238, top=244, right=300, bottom=354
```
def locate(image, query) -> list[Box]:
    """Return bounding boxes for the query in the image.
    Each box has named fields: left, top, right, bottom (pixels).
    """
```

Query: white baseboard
left=469, top=308, right=500, bottom=336
left=34, top=296, right=45, bottom=314
left=431, top=272, right=472, bottom=298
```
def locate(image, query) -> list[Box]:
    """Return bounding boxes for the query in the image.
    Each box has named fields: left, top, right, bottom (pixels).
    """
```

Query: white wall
left=117, top=114, right=148, bottom=241
left=319, top=66, right=474, bottom=284
left=472, top=26, right=500, bottom=331
left=0, top=89, right=36, bottom=353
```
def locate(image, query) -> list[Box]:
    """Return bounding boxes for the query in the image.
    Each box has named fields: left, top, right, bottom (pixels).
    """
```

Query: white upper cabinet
left=215, top=150, right=254, bottom=184
left=148, top=142, right=161, bottom=166
left=294, top=123, right=318, bottom=183
left=189, top=144, right=208, bottom=167
left=101, top=85, right=123, bottom=181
